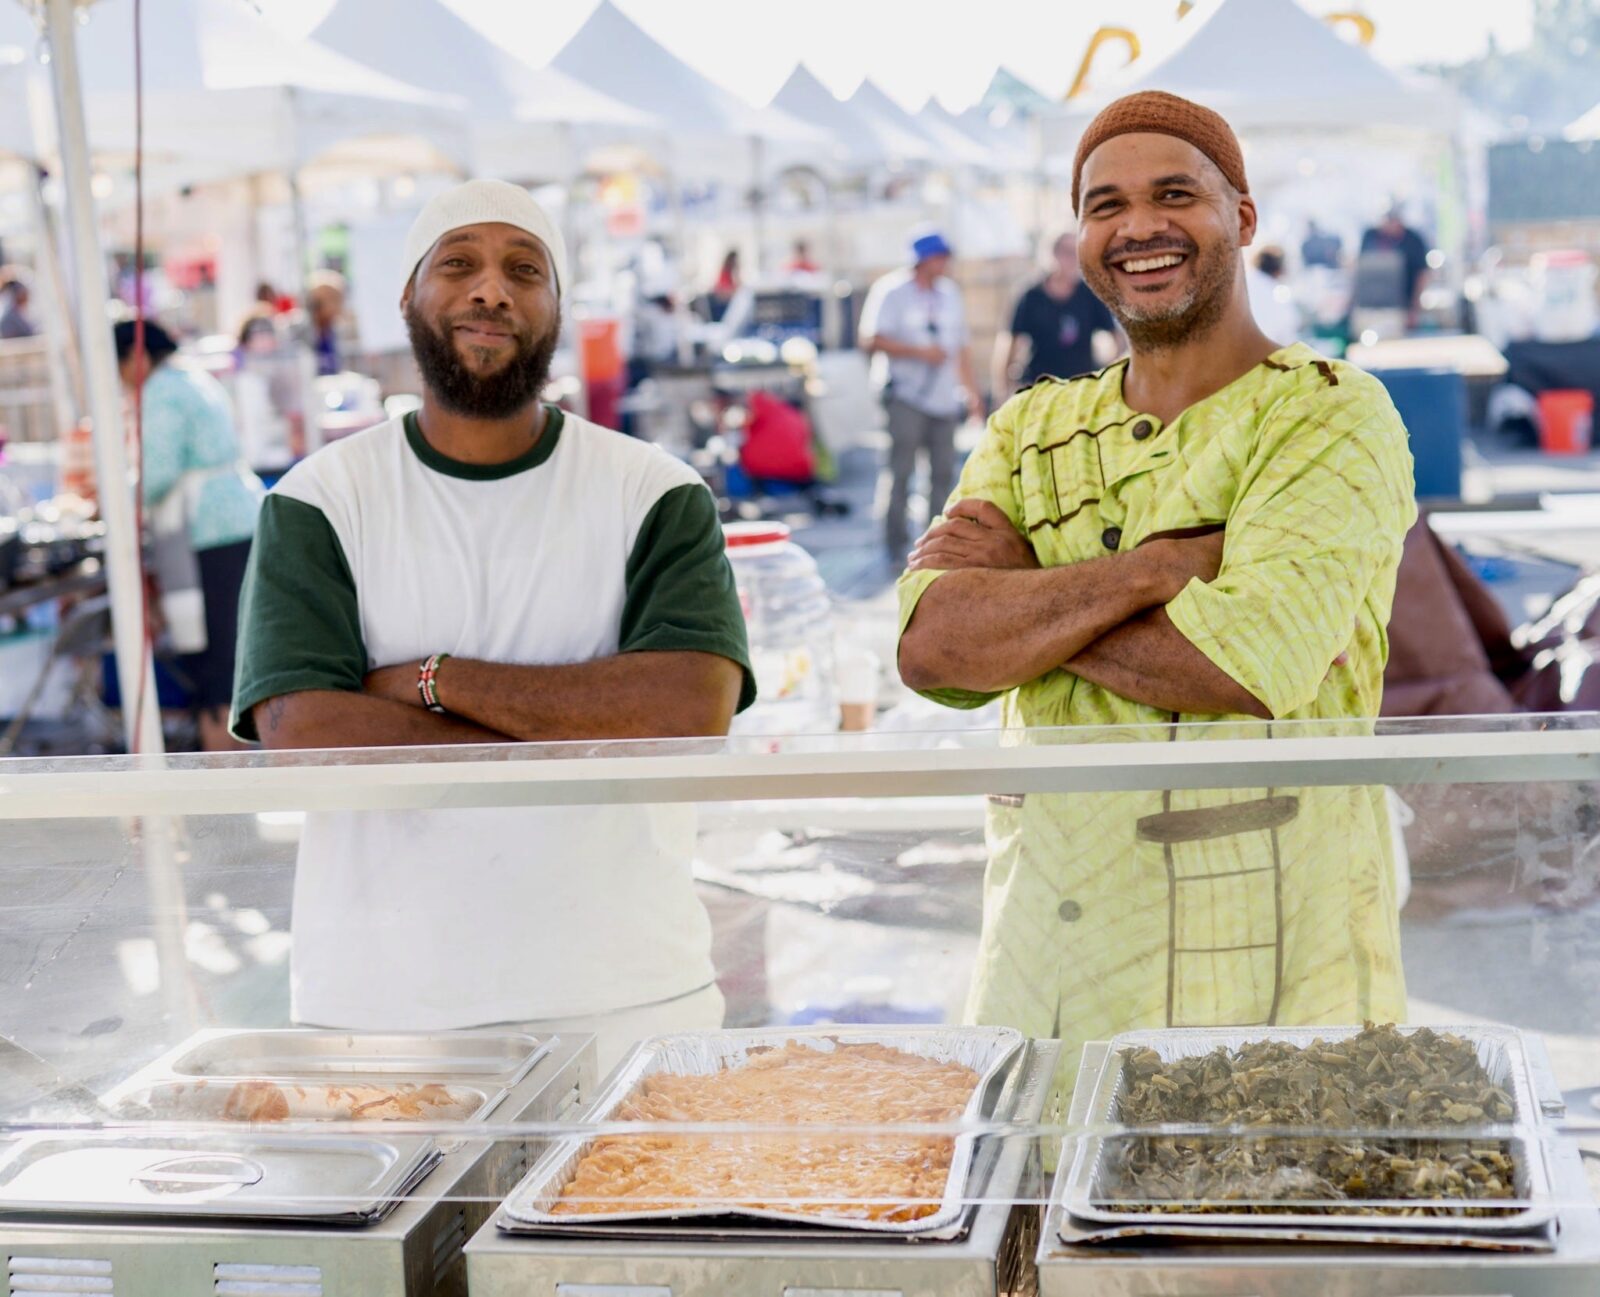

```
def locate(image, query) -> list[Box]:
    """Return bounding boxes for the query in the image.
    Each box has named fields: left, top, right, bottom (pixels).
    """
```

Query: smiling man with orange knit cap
left=897, top=92, right=1417, bottom=1087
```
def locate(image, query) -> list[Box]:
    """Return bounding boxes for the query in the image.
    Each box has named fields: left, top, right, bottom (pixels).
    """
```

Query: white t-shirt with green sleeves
left=231, top=406, right=754, bottom=1029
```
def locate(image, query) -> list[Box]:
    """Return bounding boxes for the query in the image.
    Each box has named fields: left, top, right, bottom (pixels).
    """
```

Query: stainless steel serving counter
left=465, top=1039, right=1061, bottom=1297
left=0, top=1032, right=596, bottom=1297
left=1037, top=1041, right=1600, bottom=1297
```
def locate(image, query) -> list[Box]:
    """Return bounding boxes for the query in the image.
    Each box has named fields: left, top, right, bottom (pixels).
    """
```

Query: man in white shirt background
left=860, top=229, right=984, bottom=555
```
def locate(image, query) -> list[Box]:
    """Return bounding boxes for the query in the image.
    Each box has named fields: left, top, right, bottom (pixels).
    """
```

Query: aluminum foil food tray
left=1061, top=1024, right=1555, bottom=1236
left=501, top=1025, right=1024, bottom=1236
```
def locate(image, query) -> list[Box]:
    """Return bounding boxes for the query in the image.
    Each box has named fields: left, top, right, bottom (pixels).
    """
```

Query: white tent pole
left=286, top=85, right=313, bottom=301
left=560, top=129, right=594, bottom=423
left=285, top=92, right=319, bottom=449
left=819, top=173, right=844, bottom=350
left=560, top=121, right=584, bottom=287
left=749, top=134, right=765, bottom=276
left=288, top=175, right=311, bottom=291
left=668, top=156, right=693, bottom=367
left=1029, top=116, right=1046, bottom=250
left=41, top=0, right=161, bottom=758
left=40, top=0, right=195, bottom=1034
left=821, top=171, right=839, bottom=270
left=22, top=165, right=82, bottom=433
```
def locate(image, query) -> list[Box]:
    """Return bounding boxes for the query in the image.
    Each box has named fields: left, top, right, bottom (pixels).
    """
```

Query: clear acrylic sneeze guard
left=0, top=716, right=1597, bottom=1295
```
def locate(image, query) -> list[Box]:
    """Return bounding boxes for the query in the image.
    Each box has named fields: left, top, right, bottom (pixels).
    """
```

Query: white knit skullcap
left=401, top=180, right=567, bottom=303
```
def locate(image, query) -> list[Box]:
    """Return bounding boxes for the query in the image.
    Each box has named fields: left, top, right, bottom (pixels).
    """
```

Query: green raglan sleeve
left=620, top=482, right=757, bottom=713
left=229, top=493, right=367, bottom=741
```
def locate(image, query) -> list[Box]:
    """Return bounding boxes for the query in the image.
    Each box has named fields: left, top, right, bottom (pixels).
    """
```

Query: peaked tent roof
left=958, top=102, right=1025, bottom=143
left=308, top=0, right=649, bottom=177
left=980, top=67, right=1056, bottom=118
left=76, top=0, right=451, bottom=106
left=551, top=0, right=825, bottom=174
left=917, top=97, right=1025, bottom=172
left=847, top=78, right=986, bottom=168
left=771, top=63, right=931, bottom=169
left=1058, top=0, right=1457, bottom=133
left=309, top=0, right=645, bottom=128
left=20, top=0, right=470, bottom=179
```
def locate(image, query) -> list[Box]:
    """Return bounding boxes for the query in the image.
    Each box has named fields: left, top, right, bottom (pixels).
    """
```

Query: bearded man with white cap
left=230, top=181, right=754, bottom=1067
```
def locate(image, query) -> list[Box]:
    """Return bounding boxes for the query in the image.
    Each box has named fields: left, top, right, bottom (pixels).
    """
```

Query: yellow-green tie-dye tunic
left=896, top=343, right=1417, bottom=1088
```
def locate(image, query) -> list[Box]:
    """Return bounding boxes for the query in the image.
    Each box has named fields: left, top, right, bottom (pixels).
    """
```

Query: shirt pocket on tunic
left=1014, top=434, right=1112, bottom=561
left=1115, top=436, right=1237, bottom=544
left=1135, top=791, right=1301, bottom=1029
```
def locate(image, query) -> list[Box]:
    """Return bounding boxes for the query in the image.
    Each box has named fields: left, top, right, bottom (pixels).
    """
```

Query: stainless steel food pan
left=1062, top=1024, right=1554, bottom=1236
left=501, top=1025, right=1025, bottom=1236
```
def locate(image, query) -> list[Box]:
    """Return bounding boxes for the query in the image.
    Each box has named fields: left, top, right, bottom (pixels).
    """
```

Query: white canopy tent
left=1044, top=0, right=1461, bottom=141
left=307, top=0, right=650, bottom=181
left=1034, top=0, right=1470, bottom=263
left=551, top=0, right=826, bottom=185
left=550, top=0, right=827, bottom=269
left=918, top=98, right=1029, bottom=175
left=769, top=63, right=931, bottom=173
left=53, top=0, right=471, bottom=183
left=0, top=0, right=474, bottom=247
left=958, top=103, right=1040, bottom=176
left=847, top=79, right=987, bottom=171
left=59, top=0, right=476, bottom=340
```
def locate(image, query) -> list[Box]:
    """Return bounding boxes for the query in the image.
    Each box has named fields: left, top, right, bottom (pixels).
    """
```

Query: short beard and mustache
left=404, top=302, right=560, bottom=420
left=1080, top=232, right=1238, bottom=353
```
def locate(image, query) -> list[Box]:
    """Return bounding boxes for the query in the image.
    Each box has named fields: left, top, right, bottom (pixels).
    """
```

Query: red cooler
left=578, top=317, right=625, bottom=431
left=1537, top=389, right=1594, bottom=455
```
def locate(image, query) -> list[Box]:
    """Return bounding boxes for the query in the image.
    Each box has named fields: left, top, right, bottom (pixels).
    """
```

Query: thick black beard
left=405, top=302, right=559, bottom=420
left=1081, top=236, right=1237, bottom=354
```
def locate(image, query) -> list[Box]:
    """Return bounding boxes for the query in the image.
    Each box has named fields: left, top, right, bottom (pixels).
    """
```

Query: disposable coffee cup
left=836, top=646, right=880, bottom=731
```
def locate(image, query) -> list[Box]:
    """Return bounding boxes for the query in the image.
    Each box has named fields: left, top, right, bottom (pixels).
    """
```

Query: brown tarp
left=1381, top=516, right=1600, bottom=917
left=1383, top=515, right=1600, bottom=716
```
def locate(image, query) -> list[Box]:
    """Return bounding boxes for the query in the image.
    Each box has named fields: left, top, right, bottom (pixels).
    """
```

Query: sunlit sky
left=267, top=0, right=1537, bottom=112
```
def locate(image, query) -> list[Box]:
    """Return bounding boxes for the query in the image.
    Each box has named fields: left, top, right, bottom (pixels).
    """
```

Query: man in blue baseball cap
left=860, top=226, right=983, bottom=553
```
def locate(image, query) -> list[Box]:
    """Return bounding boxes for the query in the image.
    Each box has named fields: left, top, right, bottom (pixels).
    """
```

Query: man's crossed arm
left=254, top=652, right=743, bottom=750
left=896, top=499, right=1271, bottom=719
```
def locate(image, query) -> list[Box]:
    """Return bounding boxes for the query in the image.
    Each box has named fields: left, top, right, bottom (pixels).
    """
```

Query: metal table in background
left=0, top=560, right=110, bottom=755
left=0, top=558, right=105, bottom=622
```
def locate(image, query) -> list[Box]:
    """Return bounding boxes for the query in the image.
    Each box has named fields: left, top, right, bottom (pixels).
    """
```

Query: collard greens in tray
left=1104, top=1024, right=1522, bottom=1217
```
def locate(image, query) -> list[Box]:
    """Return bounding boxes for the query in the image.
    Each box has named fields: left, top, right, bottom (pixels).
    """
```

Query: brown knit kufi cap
left=1072, top=90, right=1248, bottom=214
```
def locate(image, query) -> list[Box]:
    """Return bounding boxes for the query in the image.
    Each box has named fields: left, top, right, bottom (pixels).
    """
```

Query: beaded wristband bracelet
left=417, top=653, right=450, bottom=714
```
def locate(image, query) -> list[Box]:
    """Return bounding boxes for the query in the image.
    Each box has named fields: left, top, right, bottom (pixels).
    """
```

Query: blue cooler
left=1373, top=366, right=1464, bottom=500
